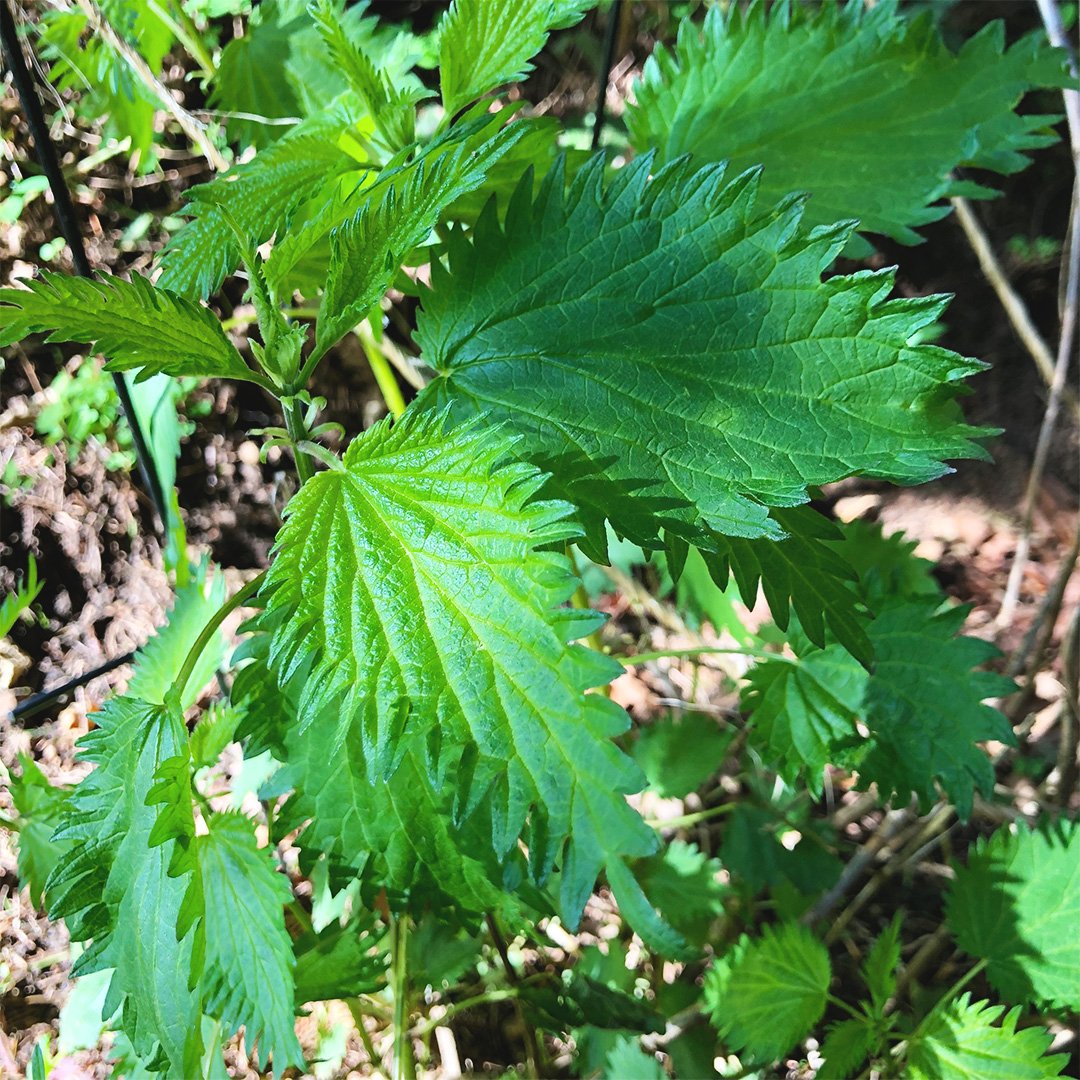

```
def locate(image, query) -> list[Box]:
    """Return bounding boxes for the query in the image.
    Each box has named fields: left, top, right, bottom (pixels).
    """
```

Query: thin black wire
left=1, top=0, right=171, bottom=532
left=591, top=0, right=621, bottom=152
left=2, top=0, right=173, bottom=725
left=9, top=652, right=135, bottom=725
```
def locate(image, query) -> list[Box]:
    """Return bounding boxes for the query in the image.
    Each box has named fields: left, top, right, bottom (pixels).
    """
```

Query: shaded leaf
left=863, top=914, right=903, bottom=1016
left=743, top=644, right=868, bottom=788
left=947, top=820, right=1079, bottom=1011
left=707, top=506, right=872, bottom=662
left=634, top=841, right=726, bottom=947
left=839, top=519, right=940, bottom=608
left=8, top=755, right=71, bottom=907
left=860, top=602, right=1015, bottom=818
left=632, top=714, right=731, bottom=798
left=627, top=1, right=1069, bottom=244
left=820, top=1018, right=877, bottom=1078
left=294, top=918, right=387, bottom=1004
left=521, top=970, right=663, bottom=1034
left=704, top=922, right=830, bottom=1061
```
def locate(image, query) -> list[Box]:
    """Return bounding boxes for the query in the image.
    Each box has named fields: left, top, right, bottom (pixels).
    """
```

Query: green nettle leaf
left=838, top=519, right=940, bottom=608
left=293, top=917, right=387, bottom=1004
left=627, top=0, right=1068, bottom=244
left=859, top=602, right=1015, bottom=818
left=189, top=701, right=243, bottom=771
left=704, top=922, right=831, bottom=1061
left=317, top=112, right=529, bottom=353
left=183, top=813, right=303, bottom=1073
left=157, top=112, right=360, bottom=299
left=707, top=507, right=872, bottom=661
left=520, top=970, right=664, bottom=1034
left=602, top=1036, right=666, bottom=1080
left=309, top=0, right=420, bottom=152
left=284, top=717, right=529, bottom=919
left=251, top=625, right=529, bottom=919
left=210, top=0, right=423, bottom=150
left=46, top=698, right=203, bottom=1076
left=820, top=1018, right=877, bottom=1078
left=907, top=994, right=1067, bottom=1079
left=862, top=914, right=902, bottom=1015
left=210, top=0, right=308, bottom=148
left=8, top=755, right=71, bottom=907
left=0, top=272, right=253, bottom=384
left=38, top=1, right=172, bottom=170
left=260, top=409, right=664, bottom=935
left=438, top=0, right=593, bottom=116
left=632, top=713, right=732, bottom=798
left=743, top=644, right=869, bottom=788
left=634, top=840, right=727, bottom=947
left=416, top=154, right=989, bottom=553
left=947, top=820, right=1080, bottom=1011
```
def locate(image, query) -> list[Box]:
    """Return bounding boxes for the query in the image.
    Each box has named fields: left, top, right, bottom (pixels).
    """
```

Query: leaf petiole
left=623, top=645, right=788, bottom=666
left=170, top=571, right=266, bottom=706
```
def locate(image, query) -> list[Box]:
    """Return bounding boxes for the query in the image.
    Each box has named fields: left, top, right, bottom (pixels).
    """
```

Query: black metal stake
left=1, top=0, right=171, bottom=532
left=2, top=0, right=175, bottom=725
left=9, top=651, right=135, bottom=725
left=591, top=0, right=621, bottom=152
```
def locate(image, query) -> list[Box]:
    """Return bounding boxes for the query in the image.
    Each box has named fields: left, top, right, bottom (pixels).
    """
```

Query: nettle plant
left=3, top=0, right=1078, bottom=1076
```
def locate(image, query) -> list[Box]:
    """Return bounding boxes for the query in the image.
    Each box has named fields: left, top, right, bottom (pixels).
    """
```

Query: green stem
left=645, top=802, right=738, bottom=830
left=359, top=321, right=407, bottom=418
left=827, top=994, right=869, bottom=1025
left=288, top=900, right=314, bottom=936
left=174, top=2, right=216, bottom=77
left=171, top=572, right=265, bottom=705
left=149, top=0, right=215, bottom=79
left=391, top=916, right=416, bottom=1080
left=623, top=645, right=786, bottom=666
left=347, top=1000, right=380, bottom=1066
left=906, top=958, right=989, bottom=1046
left=295, top=342, right=329, bottom=391
left=201, top=1018, right=223, bottom=1080
left=412, top=989, right=520, bottom=1039
left=284, top=397, right=315, bottom=484
left=486, top=913, right=543, bottom=1078
left=221, top=307, right=321, bottom=333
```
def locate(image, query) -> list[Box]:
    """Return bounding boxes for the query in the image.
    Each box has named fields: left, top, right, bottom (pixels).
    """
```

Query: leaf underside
left=859, top=602, right=1015, bottom=818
